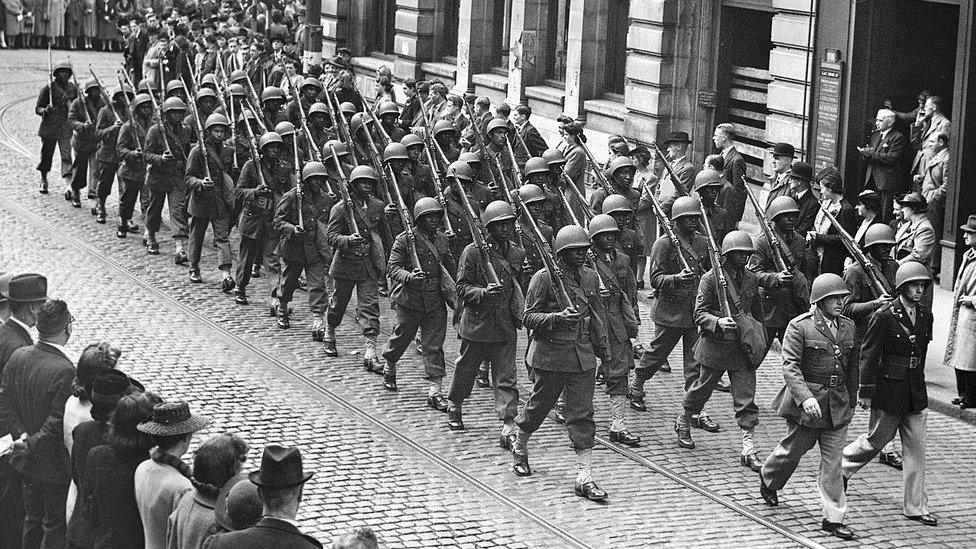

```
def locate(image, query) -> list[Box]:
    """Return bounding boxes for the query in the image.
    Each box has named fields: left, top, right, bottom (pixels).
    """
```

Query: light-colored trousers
left=761, top=420, right=848, bottom=523
left=843, top=408, right=929, bottom=516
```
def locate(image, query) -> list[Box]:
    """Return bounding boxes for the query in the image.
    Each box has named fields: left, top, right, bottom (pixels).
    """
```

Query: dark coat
left=518, top=122, right=548, bottom=158
left=0, top=318, right=32, bottom=375
left=858, top=299, right=932, bottom=415
left=648, top=232, right=710, bottom=328
left=387, top=229, right=457, bottom=312
left=456, top=237, right=525, bottom=343
left=793, top=188, right=818, bottom=236
left=116, top=117, right=151, bottom=182
left=68, top=96, right=104, bottom=153
left=325, top=195, right=391, bottom=281
left=185, top=141, right=237, bottom=219
left=748, top=228, right=811, bottom=328
left=592, top=248, right=639, bottom=342
left=0, top=342, right=75, bottom=483
left=721, top=146, right=748, bottom=224
left=66, top=420, right=108, bottom=548
left=517, top=218, right=553, bottom=289
left=842, top=257, right=898, bottom=343
left=36, top=80, right=79, bottom=140
left=809, top=199, right=856, bottom=277
left=94, top=105, right=126, bottom=164
left=202, top=517, right=321, bottom=549
left=80, top=444, right=149, bottom=549
left=693, top=267, right=776, bottom=371
left=144, top=121, right=192, bottom=192
left=273, top=186, right=334, bottom=264
left=863, top=129, right=908, bottom=192
left=236, top=157, right=295, bottom=240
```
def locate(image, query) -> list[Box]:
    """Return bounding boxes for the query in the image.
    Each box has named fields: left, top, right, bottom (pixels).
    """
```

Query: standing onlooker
left=858, top=109, right=907, bottom=223
left=764, top=142, right=794, bottom=209
left=557, top=119, right=587, bottom=194
left=807, top=172, right=855, bottom=277
left=712, top=123, right=747, bottom=226
left=134, top=401, right=212, bottom=549
left=0, top=299, right=76, bottom=549
left=630, top=145, right=657, bottom=288
left=209, top=473, right=262, bottom=536
left=945, top=215, right=976, bottom=409
left=917, top=132, right=949, bottom=281
left=893, top=192, right=935, bottom=308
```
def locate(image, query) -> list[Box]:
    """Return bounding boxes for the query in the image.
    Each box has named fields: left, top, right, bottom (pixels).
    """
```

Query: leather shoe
left=324, top=340, right=338, bottom=357
left=740, top=453, right=763, bottom=472
left=760, top=478, right=778, bottom=506
left=659, top=361, right=672, bottom=373
left=189, top=269, right=202, bottom=283
left=574, top=481, right=608, bottom=502
left=125, top=220, right=139, bottom=232
left=251, top=265, right=261, bottom=278
left=221, top=276, right=236, bottom=293
left=715, top=380, right=731, bottom=393
left=426, top=394, right=449, bottom=412
left=553, top=406, right=566, bottom=424
left=116, top=224, right=127, bottom=238
left=609, top=429, right=641, bottom=447
left=39, top=174, right=49, bottom=194
left=499, top=433, right=517, bottom=450
left=383, top=373, right=398, bottom=392
left=174, top=251, right=188, bottom=265
left=276, top=313, right=290, bottom=330
left=628, top=393, right=647, bottom=412
left=821, top=520, right=855, bottom=540
left=512, top=451, right=531, bottom=476
left=691, top=414, right=721, bottom=432
left=675, top=420, right=695, bottom=449
left=448, top=408, right=464, bottom=430
left=907, top=514, right=938, bottom=526
left=234, top=290, right=248, bottom=305
left=879, top=450, right=903, bottom=470
left=146, top=240, right=160, bottom=255
left=363, top=357, right=383, bottom=374
left=476, top=368, right=490, bottom=388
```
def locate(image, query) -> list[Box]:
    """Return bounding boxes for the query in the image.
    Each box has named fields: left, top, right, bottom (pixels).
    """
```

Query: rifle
left=238, top=105, right=266, bottom=187
left=386, top=166, right=423, bottom=269
left=67, top=57, right=92, bottom=124
left=509, top=188, right=576, bottom=311
left=351, top=112, right=394, bottom=205
left=650, top=142, right=689, bottom=198
left=328, top=143, right=360, bottom=238
left=142, top=70, right=173, bottom=157
left=817, top=202, right=894, bottom=309
left=182, top=75, right=213, bottom=183
left=744, top=181, right=791, bottom=272
left=460, top=98, right=506, bottom=199
left=47, top=46, right=54, bottom=109
left=578, top=139, right=613, bottom=195
left=552, top=186, right=611, bottom=296
left=328, top=90, right=360, bottom=165
left=243, top=72, right=266, bottom=131
left=449, top=173, right=500, bottom=286
left=283, top=78, right=323, bottom=163
left=647, top=191, right=692, bottom=272
left=212, top=67, right=239, bottom=169
left=698, top=200, right=734, bottom=321
left=512, top=123, right=532, bottom=158
left=117, top=68, right=142, bottom=150
left=561, top=172, right=595, bottom=222
left=89, top=65, right=119, bottom=123
left=244, top=95, right=268, bottom=133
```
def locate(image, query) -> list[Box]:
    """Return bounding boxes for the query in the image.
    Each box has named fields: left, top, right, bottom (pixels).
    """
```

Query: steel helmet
left=165, top=79, right=185, bottom=94
left=308, top=102, right=330, bottom=117
left=205, top=113, right=230, bottom=130
left=400, top=133, right=424, bottom=149
left=432, top=120, right=456, bottom=137
left=302, top=161, right=328, bottom=181
left=227, top=83, right=247, bottom=97
left=692, top=170, right=722, bottom=191
left=111, top=86, right=130, bottom=101
left=240, top=109, right=257, bottom=123
left=670, top=196, right=702, bottom=221
left=349, top=165, right=378, bottom=183
left=200, top=74, right=217, bottom=88
left=542, top=147, right=566, bottom=166
left=83, top=80, right=100, bottom=93
left=161, top=97, right=188, bottom=113
left=809, top=273, right=850, bottom=303
left=485, top=118, right=509, bottom=135
left=340, top=102, right=358, bottom=115
left=864, top=224, right=897, bottom=248
left=554, top=225, right=591, bottom=254
left=137, top=79, right=158, bottom=93
left=350, top=112, right=372, bottom=135
left=523, top=157, right=549, bottom=177
left=895, top=262, right=932, bottom=290
left=274, top=121, right=296, bottom=137
left=482, top=201, right=517, bottom=226
left=767, top=196, right=800, bottom=220
left=322, top=140, right=350, bottom=160
left=601, top=194, right=633, bottom=215
left=607, top=156, right=636, bottom=176
left=383, top=143, right=409, bottom=162
left=131, top=94, right=153, bottom=111
left=195, top=88, right=218, bottom=102
left=53, top=60, right=73, bottom=75
left=517, top=184, right=546, bottom=204
left=460, top=151, right=482, bottom=165
left=259, top=132, right=283, bottom=150
left=261, top=86, right=286, bottom=103
left=413, top=197, right=443, bottom=219
left=377, top=101, right=399, bottom=117
left=588, top=214, right=619, bottom=239
left=229, top=69, right=248, bottom=84
left=300, top=77, right=323, bottom=91
left=447, top=161, right=474, bottom=182
left=721, top=230, right=755, bottom=255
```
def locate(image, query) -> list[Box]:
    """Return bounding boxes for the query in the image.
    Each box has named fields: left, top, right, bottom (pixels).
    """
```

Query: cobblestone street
left=2, top=50, right=975, bottom=548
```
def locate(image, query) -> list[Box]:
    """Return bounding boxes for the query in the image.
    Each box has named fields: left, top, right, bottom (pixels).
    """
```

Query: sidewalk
left=925, top=286, right=973, bottom=423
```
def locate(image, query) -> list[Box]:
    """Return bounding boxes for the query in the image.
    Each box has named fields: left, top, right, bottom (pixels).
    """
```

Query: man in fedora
left=657, top=131, right=696, bottom=208
left=765, top=142, right=795, bottom=209
left=204, top=444, right=321, bottom=548
left=0, top=299, right=76, bottom=549
left=790, top=162, right=819, bottom=235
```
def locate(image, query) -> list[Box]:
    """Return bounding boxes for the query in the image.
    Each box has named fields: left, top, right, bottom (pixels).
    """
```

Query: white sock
left=575, top=448, right=593, bottom=484
left=609, top=394, right=627, bottom=432
left=501, top=421, right=516, bottom=437
left=364, top=336, right=377, bottom=359
left=741, top=427, right=756, bottom=456
left=427, top=379, right=442, bottom=397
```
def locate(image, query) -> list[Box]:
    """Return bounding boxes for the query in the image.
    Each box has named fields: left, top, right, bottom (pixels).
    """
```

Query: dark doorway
left=604, top=0, right=630, bottom=94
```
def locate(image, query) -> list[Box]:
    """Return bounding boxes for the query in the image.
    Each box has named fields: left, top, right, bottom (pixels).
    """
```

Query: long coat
left=273, top=186, right=334, bottom=264
left=325, top=195, right=390, bottom=281
left=202, top=517, right=321, bottom=549
left=693, top=266, right=776, bottom=371
left=81, top=444, right=149, bottom=549
left=859, top=298, right=932, bottom=415
left=36, top=80, right=78, bottom=140
left=0, top=318, right=32, bottom=374
left=648, top=232, right=710, bottom=328
left=945, top=247, right=976, bottom=371
left=456, top=236, right=525, bottom=343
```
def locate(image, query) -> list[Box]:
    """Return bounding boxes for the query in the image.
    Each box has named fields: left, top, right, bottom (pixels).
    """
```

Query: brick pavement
left=2, top=49, right=975, bottom=548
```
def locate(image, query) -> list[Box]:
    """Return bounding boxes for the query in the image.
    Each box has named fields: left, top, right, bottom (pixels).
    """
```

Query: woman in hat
left=134, top=401, right=212, bottom=549
left=556, top=116, right=586, bottom=194
left=64, top=342, right=121, bottom=458
left=167, top=433, right=248, bottom=549
left=81, top=392, right=162, bottom=549
left=945, top=214, right=976, bottom=408
left=807, top=170, right=855, bottom=277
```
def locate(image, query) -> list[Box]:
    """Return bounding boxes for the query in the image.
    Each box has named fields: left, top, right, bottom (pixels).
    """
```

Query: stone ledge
left=420, top=61, right=458, bottom=80
left=472, top=71, right=509, bottom=91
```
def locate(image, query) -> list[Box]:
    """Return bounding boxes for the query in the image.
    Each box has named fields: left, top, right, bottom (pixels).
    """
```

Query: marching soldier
left=144, top=97, right=192, bottom=262
left=93, top=86, right=132, bottom=225
left=515, top=184, right=554, bottom=289
left=601, top=195, right=644, bottom=279
left=324, top=166, right=391, bottom=368
left=184, top=113, right=237, bottom=290
left=285, top=76, right=324, bottom=127
left=522, top=156, right=564, bottom=230
left=272, top=162, right=336, bottom=336
left=401, top=133, right=437, bottom=198
left=302, top=103, right=336, bottom=158
left=67, top=80, right=105, bottom=209
left=842, top=262, right=938, bottom=527
left=431, top=120, right=461, bottom=164
left=484, top=118, right=521, bottom=189
left=759, top=273, right=858, bottom=541
left=377, top=101, right=407, bottom=143
left=693, top=170, right=733, bottom=245
left=589, top=214, right=641, bottom=446
left=185, top=88, right=219, bottom=142
left=513, top=225, right=610, bottom=501
left=446, top=201, right=525, bottom=435
left=35, top=60, right=77, bottom=195
left=589, top=156, right=639, bottom=216
left=442, top=161, right=489, bottom=258
left=115, top=94, right=153, bottom=239
left=164, top=79, right=188, bottom=102
left=381, top=197, right=458, bottom=407
left=259, top=86, right=288, bottom=130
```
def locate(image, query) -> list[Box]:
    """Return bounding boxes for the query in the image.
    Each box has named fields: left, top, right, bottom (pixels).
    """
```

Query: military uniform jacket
left=859, top=299, right=932, bottom=415
left=185, top=140, right=236, bottom=219
left=523, top=261, right=610, bottom=372
left=145, top=121, right=193, bottom=192
left=749, top=228, right=811, bottom=327
left=326, top=196, right=391, bottom=281
left=236, top=157, right=295, bottom=240
left=36, top=81, right=78, bottom=139
left=694, top=267, right=773, bottom=371
left=589, top=186, right=640, bottom=218
left=593, top=248, right=639, bottom=342
left=68, top=96, right=103, bottom=153
left=771, top=309, right=858, bottom=429
left=517, top=218, right=553, bottom=286
left=443, top=181, right=489, bottom=244
left=388, top=229, right=457, bottom=312
left=94, top=105, right=126, bottom=163
left=842, top=257, right=898, bottom=342
left=617, top=226, right=644, bottom=276
left=274, top=187, right=334, bottom=263
left=456, top=236, right=525, bottom=342
left=410, top=161, right=437, bottom=199
left=116, top=117, right=150, bottom=182
left=649, top=231, right=710, bottom=328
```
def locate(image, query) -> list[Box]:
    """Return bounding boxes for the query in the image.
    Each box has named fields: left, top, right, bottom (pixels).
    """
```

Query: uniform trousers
left=235, top=233, right=280, bottom=297
left=95, top=161, right=119, bottom=201
left=383, top=303, right=447, bottom=379
left=146, top=182, right=188, bottom=240
left=842, top=408, right=929, bottom=516
left=516, top=367, right=596, bottom=450
left=37, top=136, right=72, bottom=178
left=117, top=177, right=143, bottom=223
left=604, top=335, right=633, bottom=396
left=633, top=325, right=699, bottom=396
left=448, top=338, right=519, bottom=421
left=761, top=420, right=849, bottom=523
left=327, top=277, right=380, bottom=336
left=683, top=366, right=759, bottom=431
left=69, top=148, right=97, bottom=193
left=21, top=477, right=68, bottom=549
left=187, top=215, right=232, bottom=270
left=279, top=257, right=332, bottom=315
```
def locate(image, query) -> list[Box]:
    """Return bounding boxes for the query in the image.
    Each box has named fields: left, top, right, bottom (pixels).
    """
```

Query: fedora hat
left=4, top=273, right=48, bottom=303
left=790, top=161, right=813, bottom=181
left=961, top=214, right=976, bottom=233
left=770, top=142, right=796, bottom=158
left=137, top=401, right=211, bottom=436
left=215, top=473, right=263, bottom=531
left=662, top=131, right=692, bottom=144
left=897, top=191, right=928, bottom=209
left=249, top=445, right=313, bottom=488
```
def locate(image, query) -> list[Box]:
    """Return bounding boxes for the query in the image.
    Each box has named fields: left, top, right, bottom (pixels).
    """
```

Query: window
left=545, top=0, right=571, bottom=81
left=441, top=0, right=461, bottom=59
left=604, top=0, right=629, bottom=94
left=489, top=0, right=510, bottom=67
left=369, top=0, right=397, bottom=55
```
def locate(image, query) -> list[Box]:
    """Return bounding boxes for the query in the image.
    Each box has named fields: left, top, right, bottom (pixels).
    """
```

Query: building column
left=394, top=0, right=438, bottom=80
left=623, top=1, right=674, bottom=140
left=506, top=0, right=547, bottom=106
left=321, top=0, right=349, bottom=59
left=765, top=2, right=816, bottom=162
left=562, top=0, right=609, bottom=119
left=455, top=0, right=492, bottom=93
